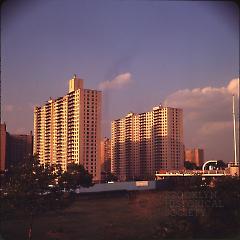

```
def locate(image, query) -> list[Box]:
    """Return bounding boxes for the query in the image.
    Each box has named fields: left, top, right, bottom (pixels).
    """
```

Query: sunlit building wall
left=111, top=106, right=184, bottom=181
left=100, top=137, right=111, bottom=173
left=0, top=123, right=6, bottom=171
left=185, top=148, right=204, bottom=167
left=34, top=75, right=102, bottom=180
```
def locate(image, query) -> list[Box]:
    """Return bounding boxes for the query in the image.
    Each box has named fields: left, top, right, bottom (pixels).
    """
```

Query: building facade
left=100, top=137, right=111, bottom=173
left=0, top=123, right=6, bottom=171
left=185, top=148, right=204, bottom=167
left=34, top=75, right=102, bottom=180
left=1, top=124, right=33, bottom=170
left=111, top=106, right=184, bottom=181
left=6, top=131, right=33, bottom=168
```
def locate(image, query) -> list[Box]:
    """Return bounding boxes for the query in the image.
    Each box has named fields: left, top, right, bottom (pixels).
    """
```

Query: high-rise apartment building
left=100, top=137, right=111, bottom=173
left=185, top=148, right=204, bottom=167
left=111, top=106, right=184, bottom=181
left=34, top=75, right=101, bottom=180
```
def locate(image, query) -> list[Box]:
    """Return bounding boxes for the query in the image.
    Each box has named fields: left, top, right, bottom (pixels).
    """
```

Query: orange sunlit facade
left=111, top=106, right=184, bottom=181
left=185, top=148, right=204, bottom=167
left=100, top=137, right=111, bottom=173
left=34, top=75, right=102, bottom=180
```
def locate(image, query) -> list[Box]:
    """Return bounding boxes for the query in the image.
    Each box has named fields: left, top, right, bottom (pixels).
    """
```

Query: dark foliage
left=58, top=163, right=94, bottom=193
left=216, top=160, right=227, bottom=169
left=184, top=161, right=198, bottom=170
left=104, top=172, right=118, bottom=183
left=0, top=156, right=93, bottom=239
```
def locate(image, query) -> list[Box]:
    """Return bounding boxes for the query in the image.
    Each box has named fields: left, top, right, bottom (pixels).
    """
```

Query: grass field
left=1, top=190, right=240, bottom=240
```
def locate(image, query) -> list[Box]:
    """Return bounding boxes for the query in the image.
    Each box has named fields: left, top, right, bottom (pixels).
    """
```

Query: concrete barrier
left=76, top=181, right=156, bottom=193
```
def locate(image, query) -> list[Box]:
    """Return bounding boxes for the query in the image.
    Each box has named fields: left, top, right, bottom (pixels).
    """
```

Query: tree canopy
left=0, top=155, right=93, bottom=239
left=184, top=161, right=198, bottom=170
left=58, top=163, right=94, bottom=191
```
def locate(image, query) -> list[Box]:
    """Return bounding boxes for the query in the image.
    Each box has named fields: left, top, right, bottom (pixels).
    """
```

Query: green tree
left=0, top=156, right=93, bottom=240
left=58, top=163, right=94, bottom=192
left=216, top=160, right=227, bottom=169
left=1, top=156, right=61, bottom=239
left=105, top=172, right=118, bottom=183
left=184, top=161, right=198, bottom=170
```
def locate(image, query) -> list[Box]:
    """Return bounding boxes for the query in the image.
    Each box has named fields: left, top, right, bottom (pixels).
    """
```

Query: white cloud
left=98, top=72, right=132, bottom=90
left=227, top=78, right=239, bottom=95
left=164, top=78, right=239, bottom=162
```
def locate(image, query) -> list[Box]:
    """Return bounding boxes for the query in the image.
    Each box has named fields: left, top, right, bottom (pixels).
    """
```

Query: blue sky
left=1, top=0, right=239, bottom=162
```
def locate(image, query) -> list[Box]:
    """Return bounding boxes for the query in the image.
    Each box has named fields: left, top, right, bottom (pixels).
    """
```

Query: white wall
left=76, top=181, right=156, bottom=193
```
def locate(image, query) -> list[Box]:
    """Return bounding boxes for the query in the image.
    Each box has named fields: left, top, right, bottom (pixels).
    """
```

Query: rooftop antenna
left=232, top=95, right=238, bottom=166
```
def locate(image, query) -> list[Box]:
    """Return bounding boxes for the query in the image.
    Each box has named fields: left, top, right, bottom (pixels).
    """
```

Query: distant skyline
left=1, top=0, right=239, bottom=162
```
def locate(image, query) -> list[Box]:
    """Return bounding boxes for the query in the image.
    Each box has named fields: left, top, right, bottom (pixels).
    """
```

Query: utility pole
left=232, top=95, right=238, bottom=166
